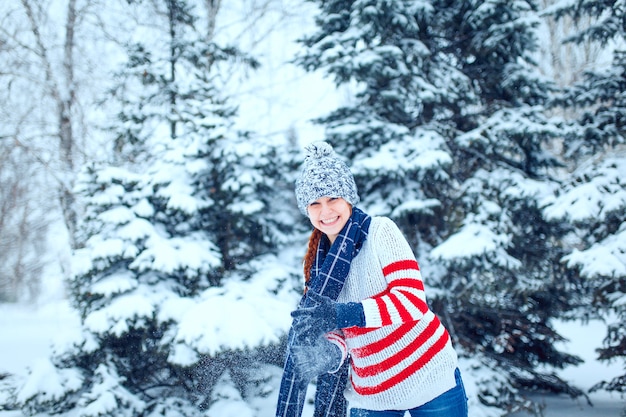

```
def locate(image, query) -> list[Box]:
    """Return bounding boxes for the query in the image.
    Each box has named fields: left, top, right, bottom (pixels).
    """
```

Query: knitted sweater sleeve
left=360, top=217, right=429, bottom=328
left=324, top=331, right=348, bottom=372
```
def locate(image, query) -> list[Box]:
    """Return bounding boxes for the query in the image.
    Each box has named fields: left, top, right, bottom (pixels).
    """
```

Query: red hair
left=303, top=228, right=323, bottom=289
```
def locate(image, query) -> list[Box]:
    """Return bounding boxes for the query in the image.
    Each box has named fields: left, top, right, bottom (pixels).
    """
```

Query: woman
left=276, top=142, right=468, bottom=417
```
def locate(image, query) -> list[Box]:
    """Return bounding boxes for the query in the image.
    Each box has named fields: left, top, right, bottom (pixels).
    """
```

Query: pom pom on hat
left=295, top=141, right=360, bottom=215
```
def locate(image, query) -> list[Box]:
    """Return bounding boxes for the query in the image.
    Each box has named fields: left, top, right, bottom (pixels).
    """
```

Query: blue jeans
left=350, top=368, right=468, bottom=417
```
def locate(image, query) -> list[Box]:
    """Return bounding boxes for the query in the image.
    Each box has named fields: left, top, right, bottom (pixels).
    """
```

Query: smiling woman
left=275, top=142, right=468, bottom=417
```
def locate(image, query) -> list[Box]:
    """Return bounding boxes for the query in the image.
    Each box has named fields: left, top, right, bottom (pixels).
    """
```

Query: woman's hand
left=291, top=291, right=365, bottom=340
left=292, top=292, right=338, bottom=337
left=290, top=337, right=342, bottom=387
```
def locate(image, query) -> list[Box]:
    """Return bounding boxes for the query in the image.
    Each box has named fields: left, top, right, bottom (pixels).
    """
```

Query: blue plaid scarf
left=275, top=207, right=371, bottom=417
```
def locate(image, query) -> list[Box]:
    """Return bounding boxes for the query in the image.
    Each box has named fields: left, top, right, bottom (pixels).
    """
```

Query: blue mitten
left=291, top=292, right=365, bottom=340
left=291, top=337, right=342, bottom=387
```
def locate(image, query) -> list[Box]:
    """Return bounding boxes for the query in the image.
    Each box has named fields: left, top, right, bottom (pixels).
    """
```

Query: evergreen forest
left=0, top=1, right=624, bottom=416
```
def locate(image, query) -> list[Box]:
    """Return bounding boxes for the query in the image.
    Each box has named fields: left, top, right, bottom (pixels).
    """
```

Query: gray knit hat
left=295, top=141, right=360, bottom=215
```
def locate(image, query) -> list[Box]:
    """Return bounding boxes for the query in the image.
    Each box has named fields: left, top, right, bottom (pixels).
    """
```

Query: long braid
left=303, top=228, right=323, bottom=289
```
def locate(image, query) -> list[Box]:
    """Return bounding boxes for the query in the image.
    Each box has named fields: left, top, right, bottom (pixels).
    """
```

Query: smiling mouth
left=320, top=216, right=339, bottom=225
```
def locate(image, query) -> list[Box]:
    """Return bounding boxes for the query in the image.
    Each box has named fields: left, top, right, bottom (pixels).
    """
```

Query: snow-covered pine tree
left=296, top=0, right=584, bottom=414
left=431, top=0, right=587, bottom=411
left=545, top=0, right=626, bottom=397
left=12, top=1, right=300, bottom=416
left=296, top=0, right=469, bottom=251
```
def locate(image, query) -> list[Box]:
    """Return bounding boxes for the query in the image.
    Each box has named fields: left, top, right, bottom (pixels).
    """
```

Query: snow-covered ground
left=0, top=300, right=624, bottom=417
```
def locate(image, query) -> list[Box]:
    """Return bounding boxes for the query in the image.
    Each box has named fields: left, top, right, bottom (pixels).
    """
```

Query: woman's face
left=307, top=197, right=352, bottom=244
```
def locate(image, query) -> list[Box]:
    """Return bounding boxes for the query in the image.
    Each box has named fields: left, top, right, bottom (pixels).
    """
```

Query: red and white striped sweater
left=329, top=216, right=458, bottom=411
